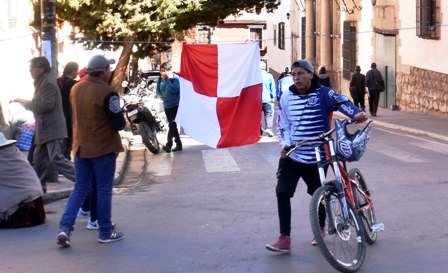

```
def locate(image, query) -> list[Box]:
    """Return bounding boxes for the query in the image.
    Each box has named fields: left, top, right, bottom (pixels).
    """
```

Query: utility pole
left=41, top=0, right=58, bottom=75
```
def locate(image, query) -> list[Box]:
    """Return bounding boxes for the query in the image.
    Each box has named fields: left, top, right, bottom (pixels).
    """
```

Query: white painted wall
left=266, top=0, right=293, bottom=75
left=398, top=0, right=448, bottom=74
left=356, top=5, right=375, bottom=74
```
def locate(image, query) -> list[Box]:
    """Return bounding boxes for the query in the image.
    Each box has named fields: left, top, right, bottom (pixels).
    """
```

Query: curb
left=371, top=120, right=448, bottom=143
left=43, top=136, right=130, bottom=203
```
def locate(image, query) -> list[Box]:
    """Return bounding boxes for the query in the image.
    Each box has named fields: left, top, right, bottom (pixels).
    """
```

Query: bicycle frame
left=314, top=136, right=374, bottom=232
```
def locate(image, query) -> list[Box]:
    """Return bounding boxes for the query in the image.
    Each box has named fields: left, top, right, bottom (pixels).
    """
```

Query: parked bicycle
left=286, top=118, right=384, bottom=273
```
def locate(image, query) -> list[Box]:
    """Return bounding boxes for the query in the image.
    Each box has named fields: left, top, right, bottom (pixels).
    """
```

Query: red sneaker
left=265, top=234, right=291, bottom=253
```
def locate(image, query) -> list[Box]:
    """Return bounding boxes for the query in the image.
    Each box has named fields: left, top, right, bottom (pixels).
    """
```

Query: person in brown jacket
left=57, top=55, right=125, bottom=247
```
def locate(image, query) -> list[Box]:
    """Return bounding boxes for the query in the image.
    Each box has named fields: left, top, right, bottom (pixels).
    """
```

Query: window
left=197, top=27, right=211, bottom=44
left=416, top=0, right=439, bottom=39
left=250, top=27, right=263, bottom=49
left=278, top=22, right=285, bottom=50
left=7, top=0, right=19, bottom=29
left=342, top=21, right=356, bottom=80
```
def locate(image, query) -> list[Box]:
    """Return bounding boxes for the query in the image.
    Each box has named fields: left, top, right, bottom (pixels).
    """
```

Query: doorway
left=375, top=34, right=397, bottom=109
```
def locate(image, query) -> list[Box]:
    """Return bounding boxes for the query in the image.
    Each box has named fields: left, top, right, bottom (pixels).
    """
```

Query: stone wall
left=397, top=66, right=448, bottom=115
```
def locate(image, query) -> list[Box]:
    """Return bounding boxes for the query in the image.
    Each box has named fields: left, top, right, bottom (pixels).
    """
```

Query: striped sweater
left=277, top=82, right=362, bottom=164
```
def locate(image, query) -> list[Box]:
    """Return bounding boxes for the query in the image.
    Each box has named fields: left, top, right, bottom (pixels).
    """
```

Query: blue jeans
left=59, top=151, right=116, bottom=239
left=261, top=102, right=274, bottom=130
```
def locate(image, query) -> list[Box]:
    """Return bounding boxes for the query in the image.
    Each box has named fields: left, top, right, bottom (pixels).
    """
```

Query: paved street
left=1, top=120, right=448, bottom=273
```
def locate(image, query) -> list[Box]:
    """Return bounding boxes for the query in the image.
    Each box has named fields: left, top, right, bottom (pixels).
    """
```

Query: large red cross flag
left=176, top=42, right=262, bottom=148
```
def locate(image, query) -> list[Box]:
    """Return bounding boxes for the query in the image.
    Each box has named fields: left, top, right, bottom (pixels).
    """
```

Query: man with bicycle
left=265, top=60, right=367, bottom=253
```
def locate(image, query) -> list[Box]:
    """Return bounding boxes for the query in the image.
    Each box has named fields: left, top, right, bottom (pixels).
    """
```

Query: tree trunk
left=110, top=37, right=134, bottom=95
left=130, top=58, right=139, bottom=83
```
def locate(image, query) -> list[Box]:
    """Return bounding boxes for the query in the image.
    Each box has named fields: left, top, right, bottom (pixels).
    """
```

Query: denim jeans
left=261, top=102, right=274, bottom=130
left=59, top=151, right=116, bottom=239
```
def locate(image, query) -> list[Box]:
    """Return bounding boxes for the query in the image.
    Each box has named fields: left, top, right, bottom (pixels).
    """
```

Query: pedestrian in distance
left=57, top=55, right=125, bottom=247
left=57, top=61, right=79, bottom=160
left=265, top=59, right=367, bottom=253
left=365, top=62, right=385, bottom=117
left=277, top=66, right=290, bottom=81
left=276, top=67, right=294, bottom=102
left=156, top=62, right=182, bottom=152
left=318, top=66, right=331, bottom=88
left=349, top=65, right=366, bottom=111
left=13, top=57, right=75, bottom=193
left=260, top=60, right=276, bottom=137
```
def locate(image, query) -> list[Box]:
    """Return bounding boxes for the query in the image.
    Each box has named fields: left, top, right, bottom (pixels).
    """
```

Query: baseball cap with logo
left=0, top=132, right=16, bottom=147
left=87, top=55, right=116, bottom=73
left=291, top=60, right=318, bottom=80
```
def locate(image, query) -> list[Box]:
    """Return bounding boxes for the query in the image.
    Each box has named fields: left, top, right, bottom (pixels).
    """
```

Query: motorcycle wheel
left=139, top=121, right=160, bottom=154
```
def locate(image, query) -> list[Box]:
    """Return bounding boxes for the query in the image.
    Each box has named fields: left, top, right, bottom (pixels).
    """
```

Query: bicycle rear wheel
left=309, top=184, right=366, bottom=273
left=349, top=168, right=377, bottom=245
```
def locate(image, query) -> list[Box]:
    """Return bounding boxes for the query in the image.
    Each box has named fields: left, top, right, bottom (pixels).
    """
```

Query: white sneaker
left=264, top=129, right=274, bottom=137
left=87, top=220, right=99, bottom=230
left=77, top=208, right=90, bottom=219
left=86, top=220, right=116, bottom=230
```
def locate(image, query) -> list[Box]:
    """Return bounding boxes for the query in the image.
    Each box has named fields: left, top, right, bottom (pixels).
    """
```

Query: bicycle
left=286, top=118, right=384, bottom=273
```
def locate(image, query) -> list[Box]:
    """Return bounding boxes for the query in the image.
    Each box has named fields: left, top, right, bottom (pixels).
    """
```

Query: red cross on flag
left=177, top=42, right=263, bottom=148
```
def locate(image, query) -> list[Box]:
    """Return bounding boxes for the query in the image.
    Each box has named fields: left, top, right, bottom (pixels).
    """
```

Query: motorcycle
left=121, top=78, right=167, bottom=154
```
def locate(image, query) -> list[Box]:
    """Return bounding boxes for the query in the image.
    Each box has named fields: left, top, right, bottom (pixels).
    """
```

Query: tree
left=55, top=0, right=280, bottom=93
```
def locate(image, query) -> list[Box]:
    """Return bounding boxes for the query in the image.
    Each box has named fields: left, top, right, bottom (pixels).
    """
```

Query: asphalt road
left=1, top=126, right=448, bottom=273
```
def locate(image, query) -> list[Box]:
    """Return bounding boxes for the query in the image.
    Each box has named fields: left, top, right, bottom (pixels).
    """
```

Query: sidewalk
left=43, top=109, right=447, bottom=203
left=43, top=134, right=130, bottom=203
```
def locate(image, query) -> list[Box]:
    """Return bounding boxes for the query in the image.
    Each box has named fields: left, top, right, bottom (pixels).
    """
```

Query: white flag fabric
left=177, top=42, right=262, bottom=148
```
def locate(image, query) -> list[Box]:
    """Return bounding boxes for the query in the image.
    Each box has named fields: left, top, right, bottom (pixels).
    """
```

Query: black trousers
left=275, top=158, right=325, bottom=236
left=368, top=90, right=380, bottom=115
left=164, top=106, right=182, bottom=147
left=353, top=94, right=366, bottom=111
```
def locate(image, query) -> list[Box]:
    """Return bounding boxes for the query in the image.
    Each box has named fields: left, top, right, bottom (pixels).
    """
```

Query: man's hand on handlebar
left=354, top=111, right=368, bottom=123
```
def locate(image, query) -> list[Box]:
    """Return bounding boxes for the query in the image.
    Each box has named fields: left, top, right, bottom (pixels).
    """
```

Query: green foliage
left=56, top=0, right=280, bottom=56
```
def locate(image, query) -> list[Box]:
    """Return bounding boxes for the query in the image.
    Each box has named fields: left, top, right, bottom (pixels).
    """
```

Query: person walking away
left=265, top=60, right=367, bottom=253
left=276, top=67, right=294, bottom=102
left=57, top=55, right=125, bottom=247
left=57, top=61, right=79, bottom=160
left=260, top=61, right=276, bottom=137
left=156, top=62, right=182, bottom=152
left=13, top=57, right=75, bottom=193
left=318, top=66, right=331, bottom=88
left=349, top=65, right=366, bottom=111
left=365, top=62, right=384, bottom=117
left=277, top=67, right=290, bottom=81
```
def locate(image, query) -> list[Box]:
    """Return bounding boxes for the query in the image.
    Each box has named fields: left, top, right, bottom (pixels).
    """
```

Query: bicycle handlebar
left=284, top=118, right=358, bottom=156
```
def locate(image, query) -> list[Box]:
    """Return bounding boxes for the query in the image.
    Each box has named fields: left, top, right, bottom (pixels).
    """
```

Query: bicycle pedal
left=372, top=223, right=384, bottom=232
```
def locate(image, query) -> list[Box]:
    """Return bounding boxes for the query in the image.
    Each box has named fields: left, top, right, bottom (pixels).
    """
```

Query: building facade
left=267, top=0, right=447, bottom=115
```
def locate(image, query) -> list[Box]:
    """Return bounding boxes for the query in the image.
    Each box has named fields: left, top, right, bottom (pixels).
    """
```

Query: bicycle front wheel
left=309, top=184, right=366, bottom=273
left=349, top=168, right=377, bottom=245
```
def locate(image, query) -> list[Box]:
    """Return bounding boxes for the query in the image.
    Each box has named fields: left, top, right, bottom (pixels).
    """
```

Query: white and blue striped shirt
left=277, top=82, right=362, bottom=164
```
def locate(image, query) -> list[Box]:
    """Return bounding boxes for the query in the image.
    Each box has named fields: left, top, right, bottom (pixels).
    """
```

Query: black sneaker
left=56, top=231, right=71, bottom=247
left=98, top=231, right=125, bottom=243
left=172, top=146, right=182, bottom=152
left=163, top=145, right=171, bottom=153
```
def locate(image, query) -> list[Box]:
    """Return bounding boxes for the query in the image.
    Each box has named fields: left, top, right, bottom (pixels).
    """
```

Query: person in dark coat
left=349, top=65, right=366, bottom=111
left=365, top=63, right=384, bottom=117
left=57, top=61, right=79, bottom=160
left=318, top=66, right=331, bottom=88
